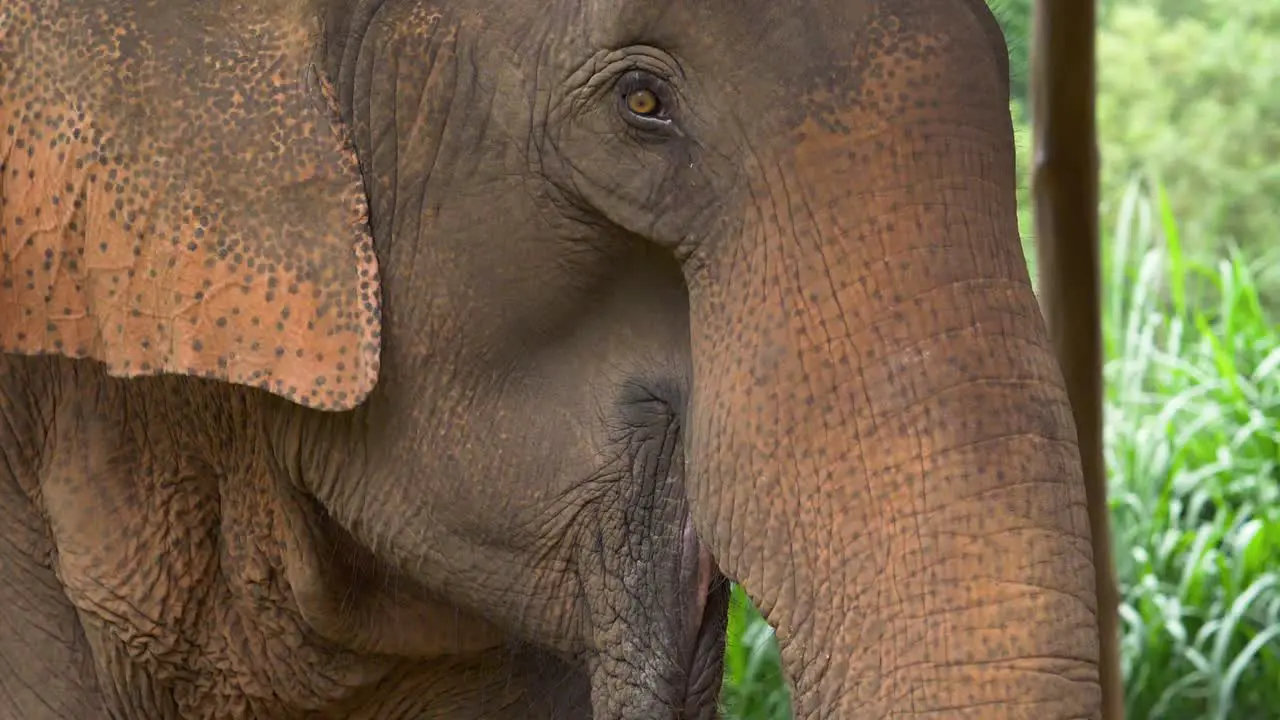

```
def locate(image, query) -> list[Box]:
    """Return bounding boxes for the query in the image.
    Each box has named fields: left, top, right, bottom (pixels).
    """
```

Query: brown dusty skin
left=0, top=0, right=380, bottom=410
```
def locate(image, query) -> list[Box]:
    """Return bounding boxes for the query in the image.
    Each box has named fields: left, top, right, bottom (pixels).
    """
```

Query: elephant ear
left=0, top=0, right=380, bottom=410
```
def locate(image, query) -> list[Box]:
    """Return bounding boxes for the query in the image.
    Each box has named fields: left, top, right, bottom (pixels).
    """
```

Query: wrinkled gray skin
left=0, top=0, right=1105, bottom=717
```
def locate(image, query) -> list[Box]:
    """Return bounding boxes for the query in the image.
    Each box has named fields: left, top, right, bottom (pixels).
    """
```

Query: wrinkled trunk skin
left=682, top=5, right=1103, bottom=718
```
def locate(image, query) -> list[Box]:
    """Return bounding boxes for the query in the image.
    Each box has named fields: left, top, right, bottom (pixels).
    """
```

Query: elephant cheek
left=679, top=107, right=1101, bottom=720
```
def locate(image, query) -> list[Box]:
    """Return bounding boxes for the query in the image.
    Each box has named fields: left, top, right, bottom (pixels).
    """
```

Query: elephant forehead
left=0, top=0, right=381, bottom=410
left=792, top=9, right=980, bottom=127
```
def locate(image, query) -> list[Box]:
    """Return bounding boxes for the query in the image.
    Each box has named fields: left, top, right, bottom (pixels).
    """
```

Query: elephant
left=0, top=0, right=1106, bottom=716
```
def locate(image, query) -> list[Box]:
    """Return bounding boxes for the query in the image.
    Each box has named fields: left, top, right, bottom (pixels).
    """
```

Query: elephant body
left=0, top=0, right=1105, bottom=717
left=0, top=357, right=598, bottom=718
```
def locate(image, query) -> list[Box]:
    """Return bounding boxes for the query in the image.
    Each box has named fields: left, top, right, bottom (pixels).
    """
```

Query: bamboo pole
left=1029, top=2, right=1123, bottom=719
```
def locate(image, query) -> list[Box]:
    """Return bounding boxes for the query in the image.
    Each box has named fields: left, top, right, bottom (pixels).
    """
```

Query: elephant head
left=0, top=0, right=1104, bottom=716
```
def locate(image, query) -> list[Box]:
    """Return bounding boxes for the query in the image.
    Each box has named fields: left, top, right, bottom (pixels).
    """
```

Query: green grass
left=720, top=585, right=791, bottom=717
left=1105, top=178, right=1280, bottom=718
left=718, top=177, right=1280, bottom=719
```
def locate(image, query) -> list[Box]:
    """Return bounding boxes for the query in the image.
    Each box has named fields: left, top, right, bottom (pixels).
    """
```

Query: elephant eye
left=616, top=71, right=674, bottom=129
left=626, top=88, right=661, bottom=117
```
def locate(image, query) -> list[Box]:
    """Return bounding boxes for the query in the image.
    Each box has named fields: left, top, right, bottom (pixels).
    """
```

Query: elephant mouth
left=680, top=517, right=731, bottom=716
left=579, top=516, right=729, bottom=719
left=682, top=570, right=730, bottom=717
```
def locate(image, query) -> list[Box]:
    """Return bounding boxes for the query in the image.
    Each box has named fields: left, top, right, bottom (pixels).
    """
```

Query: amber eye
left=625, top=88, right=661, bottom=117
left=616, top=71, right=675, bottom=131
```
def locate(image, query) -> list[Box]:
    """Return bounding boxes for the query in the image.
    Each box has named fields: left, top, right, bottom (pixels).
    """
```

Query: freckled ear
left=0, top=0, right=380, bottom=410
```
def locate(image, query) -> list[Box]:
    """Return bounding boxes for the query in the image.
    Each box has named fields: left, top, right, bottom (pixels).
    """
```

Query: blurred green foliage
left=991, top=0, right=1280, bottom=302
left=1096, top=1, right=1280, bottom=302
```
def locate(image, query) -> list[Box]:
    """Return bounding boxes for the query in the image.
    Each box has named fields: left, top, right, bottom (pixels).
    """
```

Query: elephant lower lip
left=684, top=571, right=731, bottom=716
left=681, top=516, right=718, bottom=659
left=679, top=515, right=728, bottom=714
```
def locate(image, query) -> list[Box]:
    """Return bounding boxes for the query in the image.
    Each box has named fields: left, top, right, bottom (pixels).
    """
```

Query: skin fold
left=0, top=0, right=1104, bottom=717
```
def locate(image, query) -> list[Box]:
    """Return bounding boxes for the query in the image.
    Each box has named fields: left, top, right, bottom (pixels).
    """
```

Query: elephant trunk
left=682, top=82, right=1103, bottom=719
